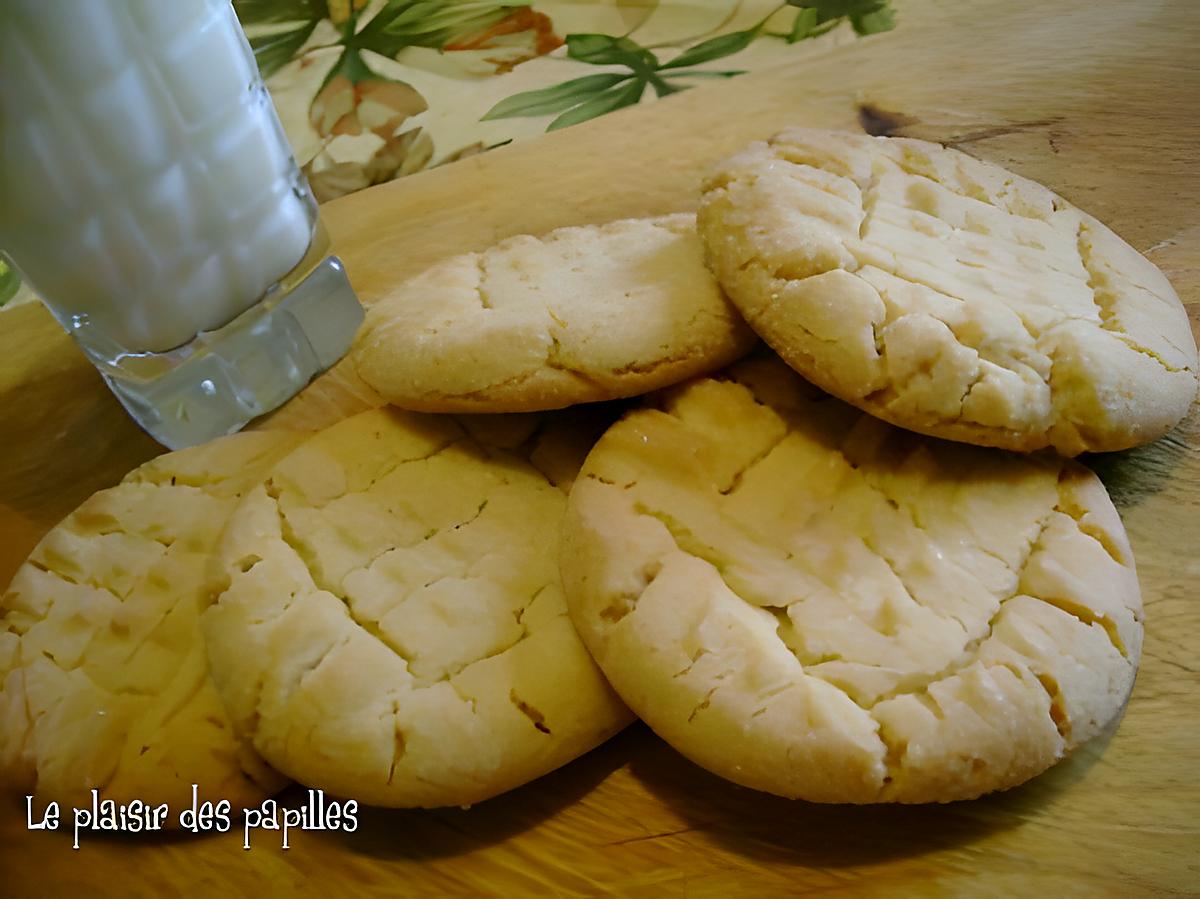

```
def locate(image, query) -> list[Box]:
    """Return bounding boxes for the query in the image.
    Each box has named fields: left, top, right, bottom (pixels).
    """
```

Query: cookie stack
left=562, top=128, right=1195, bottom=802
left=2, top=129, right=1195, bottom=815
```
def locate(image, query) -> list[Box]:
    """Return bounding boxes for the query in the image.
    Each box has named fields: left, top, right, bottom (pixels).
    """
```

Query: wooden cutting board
left=2, top=0, right=1197, bottom=892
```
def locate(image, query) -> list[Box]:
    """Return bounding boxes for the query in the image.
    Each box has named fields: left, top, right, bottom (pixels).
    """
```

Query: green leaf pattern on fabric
left=249, top=20, right=320, bottom=79
left=565, top=33, right=658, bottom=69
left=483, top=2, right=895, bottom=131
left=231, top=0, right=896, bottom=161
left=0, top=260, right=19, bottom=308
left=482, top=73, right=629, bottom=120
left=353, top=1, right=528, bottom=57
left=788, top=7, right=819, bottom=42
left=660, top=27, right=761, bottom=70
left=547, top=78, right=646, bottom=130
left=232, top=0, right=330, bottom=26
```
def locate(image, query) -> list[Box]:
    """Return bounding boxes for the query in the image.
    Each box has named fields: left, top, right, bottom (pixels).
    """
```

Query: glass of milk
left=0, top=0, right=363, bottom=449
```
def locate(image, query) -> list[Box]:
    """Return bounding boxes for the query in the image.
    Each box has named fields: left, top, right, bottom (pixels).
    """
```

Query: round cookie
left=698, top=128, right=1198, bottom=455
left=561, top=355, right=1143, bottom=803
left=351, top=214, right=758, bottom=413
left=203, top=406, right=633, bottom=808
left=0, top=431, right=301, bottom=811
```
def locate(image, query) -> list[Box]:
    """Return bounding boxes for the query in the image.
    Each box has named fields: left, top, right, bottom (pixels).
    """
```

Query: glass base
left=88, top=255, right=363, bottom=449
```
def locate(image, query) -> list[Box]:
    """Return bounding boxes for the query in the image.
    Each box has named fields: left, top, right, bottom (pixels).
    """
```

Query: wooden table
left=2, top=0, right=1197, bottom=893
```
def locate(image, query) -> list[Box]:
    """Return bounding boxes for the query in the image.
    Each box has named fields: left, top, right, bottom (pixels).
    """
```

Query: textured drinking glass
left=0, top=0, right=363, bottom=448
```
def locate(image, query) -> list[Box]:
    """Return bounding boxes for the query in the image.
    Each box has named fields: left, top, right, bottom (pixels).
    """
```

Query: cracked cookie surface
left=203, top=407, right=632, bottom=808
left=698, top=128, right=1198, bottom=455
left=560, top=355, right=1143, bottom=803
left=0, top=432, right=300, bottom=811
left=351, top=214, right=758, bottom=413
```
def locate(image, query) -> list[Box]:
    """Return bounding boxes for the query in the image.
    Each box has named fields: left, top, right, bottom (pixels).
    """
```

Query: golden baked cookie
left=352, top=214, right=757, bottom=413
left=561, top=355, right=1143, bottom=803
left=203, top=406, right=632, bottom=808
left=0, top=432, right=301, bottom=811
left=698, top=128, right=1198, bottom=455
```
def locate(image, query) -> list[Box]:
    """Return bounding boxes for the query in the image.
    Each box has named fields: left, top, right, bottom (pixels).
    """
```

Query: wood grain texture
left=2, top=0, right=1198, bottom=893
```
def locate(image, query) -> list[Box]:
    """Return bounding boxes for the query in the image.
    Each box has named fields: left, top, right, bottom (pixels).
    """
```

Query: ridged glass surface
left=0, top=1, right=362, bottom=447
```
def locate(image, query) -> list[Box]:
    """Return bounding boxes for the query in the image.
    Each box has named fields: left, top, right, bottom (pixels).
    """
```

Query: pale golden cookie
left=561, top=355, right=1143, bottom=803
left=0, top=432, right=301, bottom=811
left=352, top=214, right=757, bottom=413
left=203, top=407, right=632, bottom=808
left=698, top=128, right=1198, bottom=455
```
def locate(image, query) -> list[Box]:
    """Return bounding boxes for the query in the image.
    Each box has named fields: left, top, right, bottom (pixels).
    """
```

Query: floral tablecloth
left=0, top=0, right=893, bottom=307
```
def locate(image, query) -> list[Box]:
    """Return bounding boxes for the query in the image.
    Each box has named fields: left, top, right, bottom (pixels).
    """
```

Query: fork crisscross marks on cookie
left=698, top=129, right=1197, bottom=455
left=202, top=408, right=631, bottom=808
left=561, top=356, right=1142, bottom=803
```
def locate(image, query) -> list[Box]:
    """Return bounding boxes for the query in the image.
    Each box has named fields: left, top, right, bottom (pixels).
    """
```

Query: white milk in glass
left=0, top=0, right=362, bottom=447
